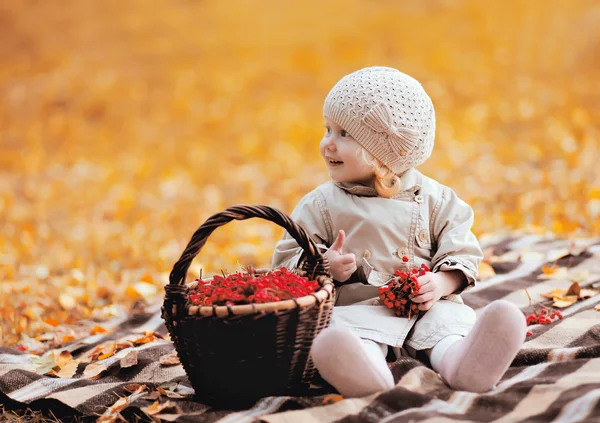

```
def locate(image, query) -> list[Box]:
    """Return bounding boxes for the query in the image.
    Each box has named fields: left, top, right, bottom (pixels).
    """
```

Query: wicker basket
left=161, top=205, right=335, bottom=409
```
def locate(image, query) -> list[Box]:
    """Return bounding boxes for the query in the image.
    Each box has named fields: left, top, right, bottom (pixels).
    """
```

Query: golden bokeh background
left=1, top=0, right=599, bottom=344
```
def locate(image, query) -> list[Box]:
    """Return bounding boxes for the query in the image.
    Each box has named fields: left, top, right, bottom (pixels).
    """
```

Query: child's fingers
left=417, top=300, right=434, bottom=311
left=342, top=263, right=357, bottom=274
left=414, top=280, right=433, bottom=294
left=411, top=291, right=434, bottom=303
left=417, top=273, right=432, bottom=284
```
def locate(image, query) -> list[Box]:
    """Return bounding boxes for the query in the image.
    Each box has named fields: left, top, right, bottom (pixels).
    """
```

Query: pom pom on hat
left=323, top=66, right=436, bottom=174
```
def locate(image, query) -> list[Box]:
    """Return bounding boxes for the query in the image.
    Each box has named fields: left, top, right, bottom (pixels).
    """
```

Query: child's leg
left=428, top=300, right=526, bottom=392
left=310, top=326, right=394, bottom=398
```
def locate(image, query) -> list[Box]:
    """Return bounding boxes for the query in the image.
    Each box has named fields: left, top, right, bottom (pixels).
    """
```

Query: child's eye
left=341, top=130, right=351, bottom=137
left=324, top=127, right=332, bottom=135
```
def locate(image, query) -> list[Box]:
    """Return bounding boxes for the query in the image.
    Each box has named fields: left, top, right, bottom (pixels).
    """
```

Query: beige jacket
left=272, top=168, right=483, bottom=348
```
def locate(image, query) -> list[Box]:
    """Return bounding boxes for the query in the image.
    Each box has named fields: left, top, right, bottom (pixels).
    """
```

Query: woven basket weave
left=161, top=205, right=335, bottom=409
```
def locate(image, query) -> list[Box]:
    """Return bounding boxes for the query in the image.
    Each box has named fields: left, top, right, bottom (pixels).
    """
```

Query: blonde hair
left=358, top=148, right=402, bottom=198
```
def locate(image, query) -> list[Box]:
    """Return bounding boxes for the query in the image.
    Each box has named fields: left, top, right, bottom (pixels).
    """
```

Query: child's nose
left=322, top=137, right=336, bottom=151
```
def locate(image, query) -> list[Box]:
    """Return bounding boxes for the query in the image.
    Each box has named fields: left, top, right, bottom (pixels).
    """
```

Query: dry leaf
left=538, top=266, right=569, bottom=280
left=98, top=342, right=117, bottom=360
left=97, top=384, right=147, bottom=423
left=123, top=383, right=146, bottom=393
left=57, top=358, right=80, bottom=378
left=159, top=351, right=180, bottom=366
left=90, top=325, right=109, bottom=335
left=119, top=350, right=138, bottom=368
left=552, top=295, right=578, bottom=308
left=83, top=361, right=109, bottom=379
left=595, top=304, right=600, bottom=312
left=541, top=288, right=567, bottom=299
left=477, top=262, right=496, bottom=280
left=542, top=264, right=559, bottom=274
left=156, top=386, right=185, bottom=399
left=570, top=270, right=590, bottom=282
left=566, top=282, right=581, bottom=297
left=31, top=352, right=58, bottom=375
left=141, top=400, right=182, bottom=421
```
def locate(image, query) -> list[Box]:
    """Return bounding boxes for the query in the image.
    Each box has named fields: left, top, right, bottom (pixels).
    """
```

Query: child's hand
left=410, top=272, right=443, bottom=311
left=412, top=270, right=467, bottom=311
left=324, top=230, right=356, bottom=282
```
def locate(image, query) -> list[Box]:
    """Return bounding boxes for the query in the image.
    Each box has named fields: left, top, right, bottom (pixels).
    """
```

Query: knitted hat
left=323, top=66, right=435, bottom=174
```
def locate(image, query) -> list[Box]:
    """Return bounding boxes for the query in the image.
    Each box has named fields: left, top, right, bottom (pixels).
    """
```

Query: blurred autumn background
left=1, top=0, right=599, bottom=347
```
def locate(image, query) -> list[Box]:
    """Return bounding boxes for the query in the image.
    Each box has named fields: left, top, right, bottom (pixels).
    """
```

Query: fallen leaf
left=90, top=325, right=109, bottom=335
left=566, top=282, right=581, bottom=297
left=595, top=304, right=600, bottom=312
left=58, top=294, right=76, bottom=310
left=57, top=358, right=80, bottom=378
left=156, top=386, right=185, bottom=399
left=97, top=384, right=147, bottom=423
left=541, top=288, right=567, bottom=299
left=55, top=350, right=73, bottom=367
left=62, top=334, right=76, bottom=343
left=542, top=264, right=559, bottom=274
left=141, top=400, right=182, bottom=421
left=159, top=351, right=180, bottom=366
left=120, top=350, right=138, bottom=368
left=477, top=262, right=496, bottom=280
left=83, top=361, right=109, bottom=379
left=538, top=266, right=569, bottom=280
left=123, top=384, right=146, bottom=393
left=31, top=352, right=58, bottom=375
left=552, top=295, right=578, bottom=308
left=98, top=342, right=117, bottom=360
left=43, top=317, right=60, bottom=327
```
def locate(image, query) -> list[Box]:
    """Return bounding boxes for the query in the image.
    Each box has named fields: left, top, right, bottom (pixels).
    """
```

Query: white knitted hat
left=323, top=66, right=435, bottom=174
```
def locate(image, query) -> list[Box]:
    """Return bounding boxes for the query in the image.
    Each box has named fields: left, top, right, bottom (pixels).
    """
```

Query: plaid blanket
left=2, top=233, right=600, bottom=422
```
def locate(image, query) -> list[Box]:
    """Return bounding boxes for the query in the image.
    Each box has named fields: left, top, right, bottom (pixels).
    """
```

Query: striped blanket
left=1, top=233, right=600, bottom=422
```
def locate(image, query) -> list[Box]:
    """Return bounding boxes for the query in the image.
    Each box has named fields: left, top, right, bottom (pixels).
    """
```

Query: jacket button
left=396, top=247, right=409, bottom=258
left=418, top=229, right=429, bottom=242
left=414, top=195, right=424, bottom=204
left=362, top=249, right=372, bottom=260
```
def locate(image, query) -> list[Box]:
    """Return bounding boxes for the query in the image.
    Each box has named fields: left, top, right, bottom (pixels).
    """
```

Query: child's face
left=320, top=118, right=375, bottom=185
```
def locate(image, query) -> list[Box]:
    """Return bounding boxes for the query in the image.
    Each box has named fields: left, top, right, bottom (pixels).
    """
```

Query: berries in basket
left=188, top=267, right=321, bottom=307
left=161, top=205, right=335, bottom=409
left=378, top=263, right=430, bottom=319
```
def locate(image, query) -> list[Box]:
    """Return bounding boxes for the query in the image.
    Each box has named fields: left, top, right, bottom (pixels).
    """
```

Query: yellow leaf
left=57, top=359, right=80, bottom=378
left=83, top=362, right=108, bottom=379
left=542, top=264, right=558, bottom=274
left=98, top=342, right=117, bottom=360
left=90, top=325, right=109, bottom=335
left=595, top=304, right=600, bottom=312
left=58, top=294, right=76, bottom=310
left=552, top=295, right=578, bottom=308
left=478, top=262, right=496, bottom=280
left=538, top=267, right=569, bottom=280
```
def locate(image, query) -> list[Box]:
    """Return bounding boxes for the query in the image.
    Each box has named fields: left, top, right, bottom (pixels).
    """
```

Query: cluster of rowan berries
left=378, top=263, right=429, bottom=318
left=188, top=267, right=319, bottom=306
left=524, top=307, right=563, bottom=336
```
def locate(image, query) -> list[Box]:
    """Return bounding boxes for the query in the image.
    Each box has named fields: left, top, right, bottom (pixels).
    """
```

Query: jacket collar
left=334, top=168, right=422, bottom=198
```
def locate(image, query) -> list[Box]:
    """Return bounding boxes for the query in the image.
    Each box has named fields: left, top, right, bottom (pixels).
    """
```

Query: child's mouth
left=328, top=159, right=343, bottom=166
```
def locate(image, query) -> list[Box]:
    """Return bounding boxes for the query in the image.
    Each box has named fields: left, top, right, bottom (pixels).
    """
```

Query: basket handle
left=168, top=205, right=329, bottom=286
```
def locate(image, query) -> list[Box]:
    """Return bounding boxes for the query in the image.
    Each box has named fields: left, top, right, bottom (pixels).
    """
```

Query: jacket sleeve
left=430, top=186, right=483, bottom=293
left=271, top=189, right=333, bottom=270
